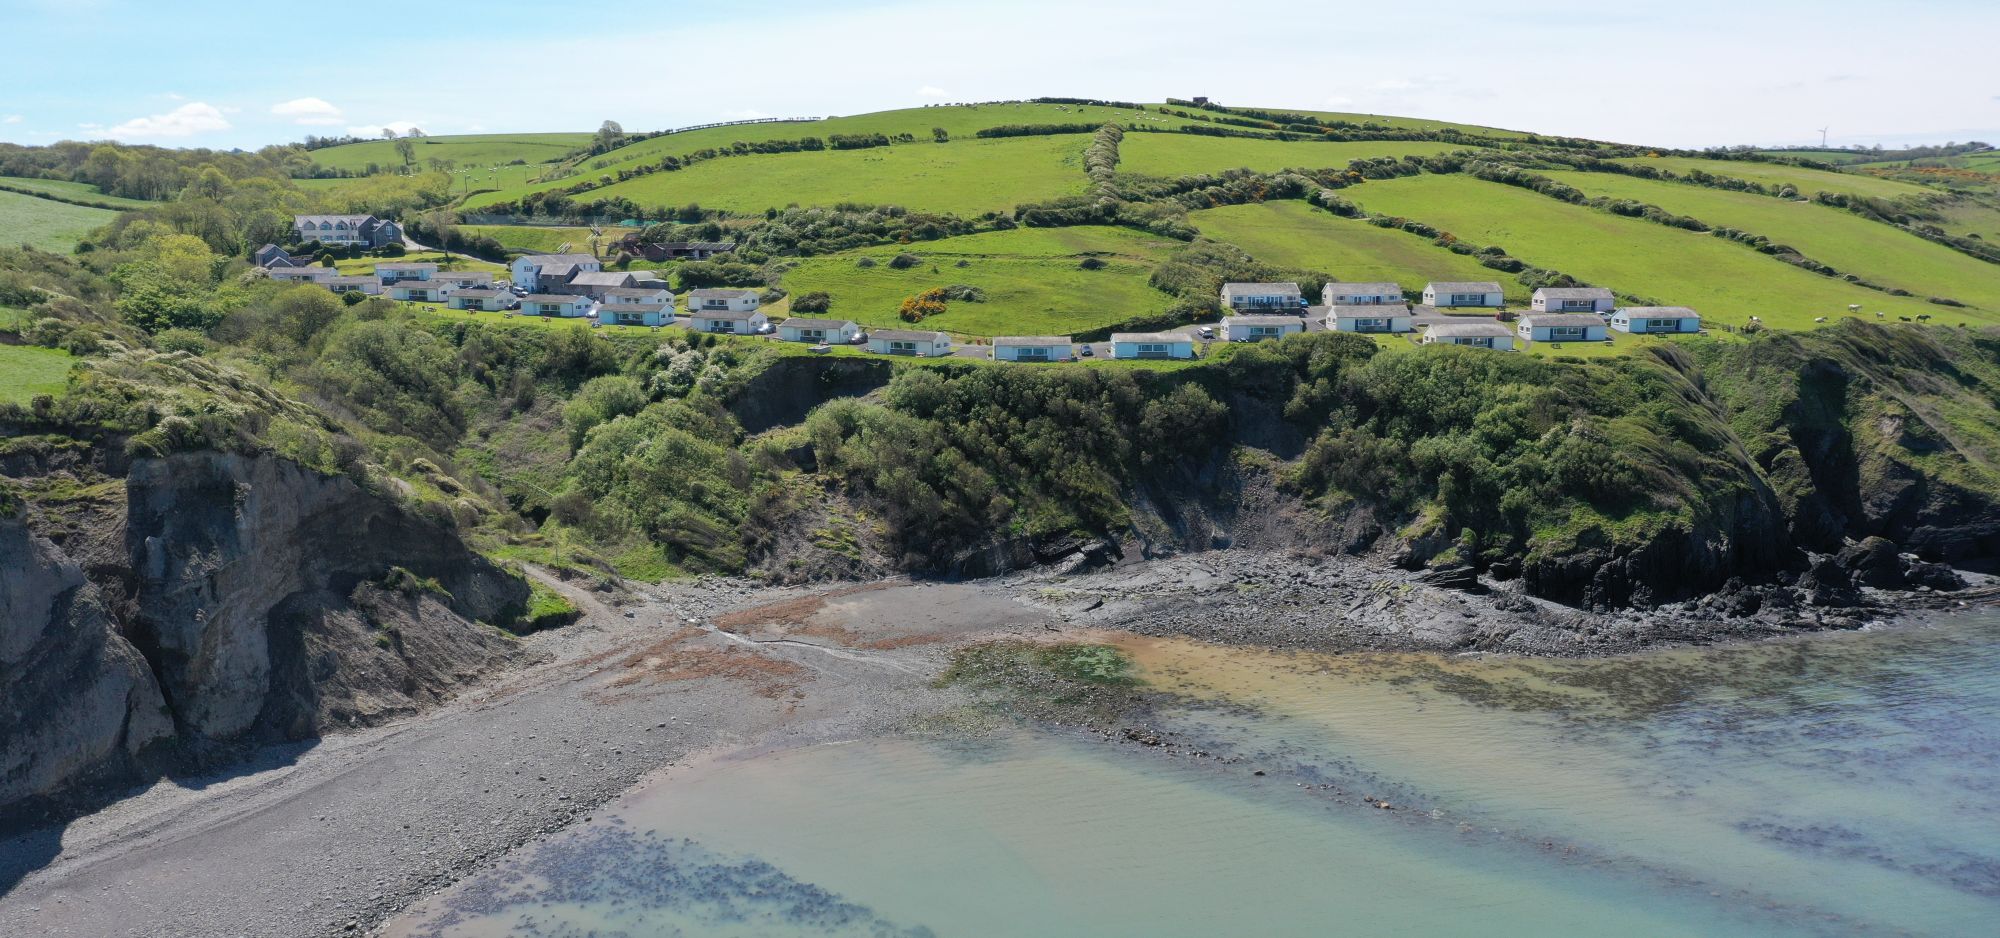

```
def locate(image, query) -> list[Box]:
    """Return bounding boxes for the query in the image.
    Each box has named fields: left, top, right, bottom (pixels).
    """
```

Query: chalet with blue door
left=1531, top=287, right=1614, bottom=314
left=448, top=289, right=517, bottom=312
left=389, top=280, right=452, bottom=302
left=688, top=308, right=769, bottom=334
left=1422, top=281, right=1504, bottom=308
left=1220, top=282, right=1303, bottom=313
left=599, top=304, right=671, bottom=327
left=431, top=271, right=495, bottom=290
left=1328, top=305, right=1413, bottom=334
left=1423, top=322, right=1515, bottom=350
left=1322, top=282, right=1404, bottom=306
left=293, top=214, right=402, bottom=248
left=1223, top=315, right=1305, bottom=342
left=1517, top=313, right=1609, bottom=343
left=1611, top=306, right=1701, bottom=334
left=993, top=336, right=1073, bottom=362
left=688, top=288, right=761, bottom=313
left=867, top=329, right=953, bottom=357
left=1111, top=332, right=1196, bottom=360
left=509, top=253, right=602, bottom=291
left=602, top=287, right=675, bottom=310
left=520, top=294, right=592, bottom=318
left=778, top=317, right=860, bottom=344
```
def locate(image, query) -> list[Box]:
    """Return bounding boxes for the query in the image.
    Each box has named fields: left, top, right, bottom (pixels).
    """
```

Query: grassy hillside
left=1212, top=106, right=1533, bottom=140
left=578, top=135, right=1091, bottom=217
left=1117, top=136, right=1483, bottom=177
left=1613, top=156, right=1935, bottom=201
left=456, top=224, right=606, bottom=255
left=306, top=133, right=594, bottom=174
left=0, top=190, right=120, bottom=251
left=776, top=226, right=1180, bottom=336
left=0, top=176, right=153, bottom=209
left=0, top=345, right=74, bottom=403
left=1543, top=170, right=2000, bottom=312
left=1340, top=174, right=1958, bottom=329
left=1191, top=201, right=1517, bottom=300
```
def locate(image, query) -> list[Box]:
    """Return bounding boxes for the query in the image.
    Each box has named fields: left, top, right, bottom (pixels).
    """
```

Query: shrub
left=154, top=328, right=210, bottom=355
left=898, top=288, right=949, bottom=323
left=854, top=257, right=878, bottom=268
left=791, top=291, right=833, bottom=314
left=888, top=253, right=922, bottom=270
left=1079, top=257, right=1108, bottom=271
left=941, top=284, right=986, bottom=302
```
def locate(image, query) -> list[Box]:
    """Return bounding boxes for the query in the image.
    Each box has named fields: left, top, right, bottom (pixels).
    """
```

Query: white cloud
left=2, top=115, right=21, bottom=124
left=271, top=96, right=345, bottom=125
left=348, top=119, right=426, bottom=137
left=916, top=86, right=949, bottom=98
left=105, top=102, right=231, bottom=138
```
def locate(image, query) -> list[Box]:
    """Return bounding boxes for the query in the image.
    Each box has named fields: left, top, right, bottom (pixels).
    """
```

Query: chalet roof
left=324, top=276, right=377, bottom=286
left=1427, top=322, right=1513, bottom=338
left=295, top=214, right=377, bottom=225
left=568, top=271, right=639, bottom=287
left=1330, top=305, right=1408, bottom=318
left=1112, top=332, right=1192, bottom=344
left=377, top=262, right=438, bottom=271
left=1226, top=315, right=1304, bottom=327
left=451, top=288, right=509, bottom=299
left=780, top=317, right=856, bottom=329
left=994, top=336, right=1072, bottom=347
left=598, top=303, right=668, bottom=314
left=604, top=287, right=672, bottom=301
left=1428, top=281, right=1503, bottom=293
left=1618, top=306, right=1699, bottom=318
left=688, top=288, right=759, bottom=300
left=1520, top=313, right=1606, bottom=328
left=690, top=308, right=764, bottom=321
left=1325, top=282, right=1403, bottom=296
left=520, top=293, right=586, bottom=304
left=868, top=329, right=949, bottom=343
left=1221, top=282, right=1302, bottom=296
left=1534, top=286, right=1613, bottom=299
left=432, top=270, right=493, bottom=281
left=520, top=253, right=597, bottom=267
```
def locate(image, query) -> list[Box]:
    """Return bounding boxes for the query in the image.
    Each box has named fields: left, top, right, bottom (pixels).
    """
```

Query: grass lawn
left=1544, top=170, right=2000, bottom=313
left=0, top=189, right=119, bottom=251
left=330, top=252, right=507, bottom=275
left=307, top=133, right=593, bottom=175
left=1341, top=174, right=1962, bottom=330
left=0, top=345, right=74, bottom=403
left=1191, top=201, right=1523, bottom=301
left=457, top=225, right=606, bottom=254
left=581, top=135, right=1091, bottom=218
left=1612, top=156, right=1937, bottom=201
left=775, top=226, right=1182, bottom=337
left=1118, top=136, right=1485, bottom=178
left=0, top=176, right=152, bottom=209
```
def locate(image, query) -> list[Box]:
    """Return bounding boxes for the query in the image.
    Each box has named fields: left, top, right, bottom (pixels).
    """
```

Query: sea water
left=389, top=612, right=2000, bottom=937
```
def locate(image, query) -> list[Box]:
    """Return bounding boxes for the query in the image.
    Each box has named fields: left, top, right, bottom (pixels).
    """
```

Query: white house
left=509, top=253, right=602, bottom=291
left=777, top=317, right=860, bottom=344
left=389, top=280, right=454, bottom=302
left=374, top=262, right=438, bottom=285
left=1531, top=287, right=1614, bottom=314
left=447, top=288, right=517, bottom=312
left=322, top=275, right=382, bottom=296
left=1611, top=306, right=1701, bottom=334
left=1322, top=282, right=1404, bottom=306
left=292, top=214, right=401, bottom=248
left=1111, top=332, right=1196, bottom=360
left=602, top=287, right=675, bottom=309
left=1220, top=282, right=1304, bottom=313
left=687, top=288, right=762, bottom=313
left=519, top=294, right=592, bottom=318
left=992, top=336, right=1073, bottom=362
left=268, top=265, right=336, bottom=284
left=1328, top=305, right=1414, bottom=334
left=1517, top=313, right=1610, bottom=343
left=687, top=308, right=769, bottom=334
left=1423, top=322, right=1515, bottom=350
left=598, top=303, right=672, bottom=327
left=1423, top=281, right=1505, bottom=308
left=1223, top=314, right=1306, bottom=342
left=867, top=328, right=953, bottom=357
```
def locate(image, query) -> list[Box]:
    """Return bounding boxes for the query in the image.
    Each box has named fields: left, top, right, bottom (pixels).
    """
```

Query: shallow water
left=390, top=611, right=2000, bottom=937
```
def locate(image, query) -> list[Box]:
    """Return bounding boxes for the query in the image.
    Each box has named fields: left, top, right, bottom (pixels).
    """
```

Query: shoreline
left=1, top=550, right=1991, bottom=937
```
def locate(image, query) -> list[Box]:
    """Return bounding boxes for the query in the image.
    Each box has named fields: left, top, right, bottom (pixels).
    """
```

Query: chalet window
left=889, top=341, right=917, bottom=354
left=1450, top=293, right=1486, bottom=305
left=1016, top=347, right=1051, bottom=361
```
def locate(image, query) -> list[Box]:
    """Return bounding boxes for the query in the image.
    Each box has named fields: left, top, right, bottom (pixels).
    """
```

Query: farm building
left=1531, top=287, right=1614, bottom=314
left=688, top=288, right=762, bottom=313
left=602, top=287, right=675, bottom=309
left=778, top=317, right=861, bottom=344
left=447, top=289, right=517, bottom=312
left=1517, top=313, right=1609, bottom=343
left=389, top=280, right=452, bottom=302
left=322, top=275, right=381, bottom=296
left=509, top=253, right=602, bottom=291
left=866, top=329, right=953, bottom=357
left=1111, top=332, right=1196, bottom=360
left=1321, top=282, right=1404, bottom=306
left=1223, top=315, right=1305, bottom=342
left=267, top=265, right=335, bottom=284
left=1328, top=305, right=1414, bottom=334
left=1422, top=322, right=1515, bottom=350
left=992, top=336, right=1074, bottom=362
left=687, top=308, right=769, bottom=334
left=1220, top=282, right=1304, bottom=313
left=1423, top=281, right=1504, bottom=308
left=599, top=304, right=672, bottom=327
left=519, top=294, right=592, bottom=318
left=1611, top=306, right=1701, bottom=334
left=374, top=262, right=438, bottom=284
left=293, top=214, right=401, bottom=248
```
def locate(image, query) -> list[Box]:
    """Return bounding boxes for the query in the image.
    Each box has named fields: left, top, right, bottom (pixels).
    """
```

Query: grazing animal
left=1875, top=311, right=1885, bottom=318
left=1814, top=316, right=1828, bottom=323
left=1899, top=316, right=1913, bottom=322
left=1917, top=314, right=1931, bottom=321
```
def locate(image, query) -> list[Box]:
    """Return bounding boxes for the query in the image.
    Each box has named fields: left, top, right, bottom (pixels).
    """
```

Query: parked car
left=1197, top=326, right=1215, bottom=339
left=1079, top=344, right=1094, bottom=357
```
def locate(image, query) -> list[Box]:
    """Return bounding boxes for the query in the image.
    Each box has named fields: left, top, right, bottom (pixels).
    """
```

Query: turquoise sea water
left=389, top=612, right=2000, bottom=937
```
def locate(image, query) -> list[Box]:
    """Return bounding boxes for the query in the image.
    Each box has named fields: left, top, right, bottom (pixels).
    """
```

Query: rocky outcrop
left=725, top=356, right=892, bottom=435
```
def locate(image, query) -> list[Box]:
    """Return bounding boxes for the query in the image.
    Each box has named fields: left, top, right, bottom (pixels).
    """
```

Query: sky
left=2, top=0, right=1995, bottom=151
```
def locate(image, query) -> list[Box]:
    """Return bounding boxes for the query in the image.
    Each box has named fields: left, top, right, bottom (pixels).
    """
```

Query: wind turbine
left=1818, top=126, right=1830, bottom=148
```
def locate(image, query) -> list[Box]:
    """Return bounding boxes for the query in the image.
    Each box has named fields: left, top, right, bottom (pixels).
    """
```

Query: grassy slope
left=1544, top=170, right=2000, bottom=312
left=0, top=190, right=119, bottom=251
left=1341, top=174, right=1959, bottom=329
left=776, top=226, right=1180, bottom=336
left=0, top=345, right=74, bottom=403
left=1190, top=201, right=1521, bottom=300
left=1937, top=199, right=2000, bottom=242
left=0, top=176, right=153, bottom=208
left=331, top=252, right=507, bottom=275
left=580, top=135, right=1090, bottom=217
left=1235, top=107, right=1533, bottom=140
left=1613, top=156, right=1936, bottom=201
left=457, top=225, right=604, bottom=254
left=1118, top=136, right=1483, bottom=177
left=305, top=133, right=594, bottom=173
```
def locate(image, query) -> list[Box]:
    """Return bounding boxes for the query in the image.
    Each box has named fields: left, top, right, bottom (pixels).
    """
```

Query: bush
left=377, top=242, right=407, bottom=257
left=888, top=253, right=922, bottom=270
left=154, top=328, right=210, bottom=355
left=898, top=288, right=948, bottom=323
left=854, top=257, right=878, bottom=268
left=941, top=284, right=986, bottom=303
left=1079, top=257, right=1108, bottom=271
left=791, top=291, right=832, bottom=314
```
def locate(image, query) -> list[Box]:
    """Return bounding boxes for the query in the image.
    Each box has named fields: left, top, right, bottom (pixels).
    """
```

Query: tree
left=181, top=165, right=232, bottom=201
left=381, top=127, right=398, bottom=139
left=932, top=127, right=949, bottom=143
left=595, top=120, right=627, bottom=153
left=394, top=138, right=416, bottom=165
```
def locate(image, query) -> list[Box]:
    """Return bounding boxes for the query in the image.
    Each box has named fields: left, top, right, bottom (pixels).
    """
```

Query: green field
left=0, top=344, right=74, bottom=403
left=0, top=176, right=153, bottom=208
left=457, top=225, right=605, bottom=255
left=330, top=252, right=507, bottom=275
left=1544, top=170, right=2000, bottom=312
left=1191, top=201, right=1523, bottom=301
left=0, top=189, right=119, bottom=251
left=1118, top=136, right=1484, bottom=178
left=1230, top=107, right=1532, bottom=140
left=1340, top=174, right=1964, bottom=330
left=578, top=135, right=1090, bottom=218
left=306, top=133, right=594, bottom=175
left=1613, top=156, right=1936, bottom=201
left=776, top=226, right=1181, bottom=336
left=1938, top=199, right=2000, bottom=242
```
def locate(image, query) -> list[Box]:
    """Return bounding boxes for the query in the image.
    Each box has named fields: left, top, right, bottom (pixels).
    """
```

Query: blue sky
left=3, top=0, right=1995, bottom=150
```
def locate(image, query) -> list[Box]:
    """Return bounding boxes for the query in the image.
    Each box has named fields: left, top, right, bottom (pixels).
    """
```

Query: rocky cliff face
left=1, top=450, right=530, bottom=820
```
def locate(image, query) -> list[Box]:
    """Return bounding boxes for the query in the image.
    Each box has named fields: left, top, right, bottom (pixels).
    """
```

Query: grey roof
left=604, top=287, right=672, bottom=300
left=1427, top=322, right=1513, bottom=338
left=995, top=336, right=1073, bottom=347
left=269, top=266, right=332, bottom=277
left=376, top=262, right=438, bottom=271
left=599, top=303, right=669, bottom=314
left=868, top=329, right=950, bottom=343
left=433, top=271, right=493, bottom=281
left=1330, top=305, right=1409, bottom=318
left=324, top=275, right=377, bottom=286
left=1112, top=332, right=1193, bottom=344
left=1520, top=313, right=1606, bottom=328
left=568, top=271, right=640, bottom=287
left=1325, top=282, right=1403, bottom=296
left=690, top=308, right=764, bottom=321
left=1226, top=315, right=1305, bottom=327
left=1534, top=287, right=1613, bottom=299
left=688, top=288, right=759, bottom=300
left=521, top=293, right=587, bottom=304
left=295, top=214, right=378, bottom=225
left=779, top=317, right=857, bottom=329
left=451, top=288, right=510, bottom=299
left=1427, top=281, right=1503, bottom=293
left=1618, top=306, right=1699, bottom=318
left=1221, top=282, right=1302, bottom=296
left=521, top=253, right=597, bottom=267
